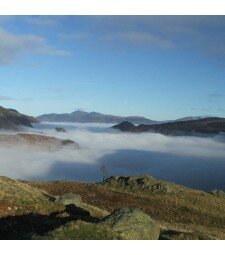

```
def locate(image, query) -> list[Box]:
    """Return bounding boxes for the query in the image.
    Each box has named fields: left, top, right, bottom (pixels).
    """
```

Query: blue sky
left=0, top=16, right=225, bottom=120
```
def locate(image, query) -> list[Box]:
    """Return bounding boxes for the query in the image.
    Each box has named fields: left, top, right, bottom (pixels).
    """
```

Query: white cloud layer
left=0, top=122, right=225, bottom=191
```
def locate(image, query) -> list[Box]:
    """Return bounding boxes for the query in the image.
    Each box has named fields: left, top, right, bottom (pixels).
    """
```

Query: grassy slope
left=1, top=176, right=225, bottom=239
left=0, top=176, right=63, bottom=216
left=28, top=179, right=225, bottom=240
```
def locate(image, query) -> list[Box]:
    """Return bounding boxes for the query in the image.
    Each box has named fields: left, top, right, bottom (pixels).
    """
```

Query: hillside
left=0, top=133, right=78, bottom=150
left=0, top=174, right=225, bottom=240
left=37, top=110, right=157, bottom=125
left=113, top=117, right=225, bottom=135
left=0, top=106, right=38, bottom=130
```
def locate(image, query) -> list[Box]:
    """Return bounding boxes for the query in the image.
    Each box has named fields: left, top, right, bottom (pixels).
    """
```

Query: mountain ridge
left=113, top=117, right=225, bottom=135
left=37, top=110, right=215, bottom=125
left=37, top=110, right=157, bottom=124
left=0, top=106, right=39, bottom=130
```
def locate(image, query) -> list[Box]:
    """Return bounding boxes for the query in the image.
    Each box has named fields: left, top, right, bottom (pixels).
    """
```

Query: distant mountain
left=113, top=117, right=225, bottom=135
left=172, top=116, right=211, bottom=122
left=0, top=106, right=38, bottom=130
left=37, top=110, right=157, bottom=125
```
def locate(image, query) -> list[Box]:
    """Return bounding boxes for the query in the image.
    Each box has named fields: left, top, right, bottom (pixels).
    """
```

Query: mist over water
left=0, top=122, right=225, bottom=191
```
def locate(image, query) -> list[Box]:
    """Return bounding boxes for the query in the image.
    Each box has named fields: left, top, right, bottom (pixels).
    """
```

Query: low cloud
left=0, top=28, right=71, bottom=65
left=0, top=122, right=225, bottom=191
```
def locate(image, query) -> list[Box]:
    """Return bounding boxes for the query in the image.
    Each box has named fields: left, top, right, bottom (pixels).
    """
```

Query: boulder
left=55, top=193, right=108, bottom=218
left=56, top=193, right=82, bottom=205
left=99, top=208, right=160, bottom=240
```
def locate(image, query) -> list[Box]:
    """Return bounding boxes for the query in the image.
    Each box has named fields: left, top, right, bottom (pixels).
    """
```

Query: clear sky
left=0, top=16, right=225, bottom=120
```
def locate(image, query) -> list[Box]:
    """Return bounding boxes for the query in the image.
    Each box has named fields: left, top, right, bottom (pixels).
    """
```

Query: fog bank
left=0, top=122, right=225, bottom=191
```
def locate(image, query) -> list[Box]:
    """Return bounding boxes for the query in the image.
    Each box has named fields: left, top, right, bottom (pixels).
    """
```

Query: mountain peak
left=37, top=111, right=156, bottom=125
left=71, top=110, right=87, bottom=114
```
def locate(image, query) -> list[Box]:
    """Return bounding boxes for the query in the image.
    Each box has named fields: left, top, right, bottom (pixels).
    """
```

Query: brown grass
left=28, top=180, right=225, bottom=239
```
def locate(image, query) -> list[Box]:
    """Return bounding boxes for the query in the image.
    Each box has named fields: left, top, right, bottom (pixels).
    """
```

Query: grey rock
left=150, top=182, right=173, bottom=194
left=103, top=175, right=174, bottom=194
left=100, top=208, right=160, bottom=240
left=56, top=193, right=82, bottom=205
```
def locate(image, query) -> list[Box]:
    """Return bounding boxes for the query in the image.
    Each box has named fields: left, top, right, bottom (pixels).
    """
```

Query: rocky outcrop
left=210, top=190, right=225, bottom=198
left=55, top=127, right=66, bottom=132
left=99, top=208, right=160, bottom=240
left=0, top=106, right=38, bottom=130
left=102, top=175, right=176, bottom=194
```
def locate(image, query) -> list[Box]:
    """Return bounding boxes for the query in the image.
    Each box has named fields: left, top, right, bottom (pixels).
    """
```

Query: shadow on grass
left=0, top=204, right=98, bottom=240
